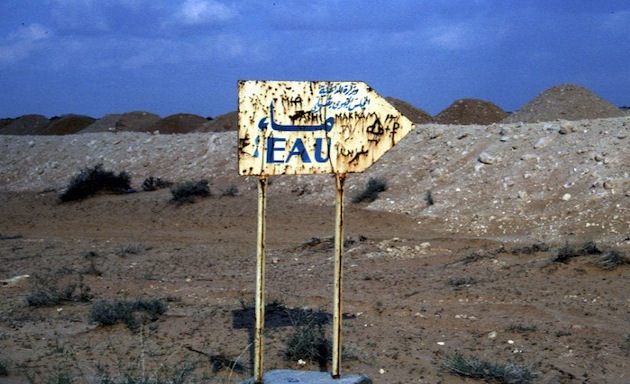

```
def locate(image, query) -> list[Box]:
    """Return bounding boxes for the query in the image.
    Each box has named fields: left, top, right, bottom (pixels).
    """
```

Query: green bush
left=170, top=180, right=210, bottom=204
left=351, top=177, right=388, bottom=203
left=59, top=164, right=132, bottom=202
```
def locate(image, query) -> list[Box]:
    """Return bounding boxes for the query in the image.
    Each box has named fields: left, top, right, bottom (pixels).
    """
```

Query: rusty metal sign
left=238, top=80, right=415, bottom=175
left=239, top=80, right=416, bottom=383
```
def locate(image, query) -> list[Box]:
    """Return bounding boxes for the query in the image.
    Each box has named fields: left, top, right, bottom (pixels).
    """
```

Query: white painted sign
left=238, top=80, right=415, bottom=175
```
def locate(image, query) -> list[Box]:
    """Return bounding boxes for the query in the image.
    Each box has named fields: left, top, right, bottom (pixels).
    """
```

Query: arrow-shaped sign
left=238, top=80, right=415, bottom=175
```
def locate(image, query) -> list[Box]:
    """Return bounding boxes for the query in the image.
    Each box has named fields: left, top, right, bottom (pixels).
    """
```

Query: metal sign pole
left=332, top=173, right=346, bottom=379
left=254, top=176, right=268, bottom=384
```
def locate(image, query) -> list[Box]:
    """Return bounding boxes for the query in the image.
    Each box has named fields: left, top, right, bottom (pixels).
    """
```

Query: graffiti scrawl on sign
left=238, top=80, right=415, bottom=176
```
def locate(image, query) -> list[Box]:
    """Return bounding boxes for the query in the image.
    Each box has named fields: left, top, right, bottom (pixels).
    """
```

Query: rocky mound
left=435, top=98, right=508, bottom=125
left=147, top=113, right=209, bottom=134
left=0, top=118, right=13, bottom=130
left=503, top=84, right=624, bottom=123
left=386, top=97, right=433, bottom=124
left=81, top=111, right=161, bottom=133
left=39, top=114, right=95, bottom=135
left=0, top=114, right=50, bottom=135
left=196, top=111, right=237, bottom=132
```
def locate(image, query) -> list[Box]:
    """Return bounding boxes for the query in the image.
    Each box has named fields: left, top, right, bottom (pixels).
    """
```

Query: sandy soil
left=1, top=116, right=630, bottom=383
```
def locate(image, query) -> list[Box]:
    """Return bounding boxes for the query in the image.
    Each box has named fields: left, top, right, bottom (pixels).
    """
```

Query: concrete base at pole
left=238, top=370, right=372, bottom=384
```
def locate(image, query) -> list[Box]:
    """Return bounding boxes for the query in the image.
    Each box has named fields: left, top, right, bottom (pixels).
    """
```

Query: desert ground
left=1, top=84, right=629, bottom=383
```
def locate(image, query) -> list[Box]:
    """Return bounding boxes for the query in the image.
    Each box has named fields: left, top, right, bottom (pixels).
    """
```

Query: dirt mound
left=81, top=111, right=162, bottom=133
left=148, top=113, right=209, bottom=134
left=0, top=114, right=50, bottom=135
left=115, top=111, right=162, bottom=132
left=435, top=98, right=508, bottom=125
left=503, top=84, right=624, bottom=123
left=386, top=97, right=433, bottom=124
left=0, top=118, right=13, bottom=130
left=79, top=113, right=123, bottom=133
left=39, top=114, right=96, bottom=135
left=196, top=111, right=237, bottom=132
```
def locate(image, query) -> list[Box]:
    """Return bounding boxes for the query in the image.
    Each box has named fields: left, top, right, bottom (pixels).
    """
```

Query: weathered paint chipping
left=238, top=80, right=415, bottom=176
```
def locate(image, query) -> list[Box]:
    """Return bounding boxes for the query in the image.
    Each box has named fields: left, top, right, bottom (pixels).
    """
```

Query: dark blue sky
left=1, top=1, right=628, bottom=118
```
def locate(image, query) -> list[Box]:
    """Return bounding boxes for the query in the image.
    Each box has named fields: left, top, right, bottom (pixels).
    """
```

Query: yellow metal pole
left=255, top=176, right=268, bottom=384
left=332, top=173, right=346, bottom=379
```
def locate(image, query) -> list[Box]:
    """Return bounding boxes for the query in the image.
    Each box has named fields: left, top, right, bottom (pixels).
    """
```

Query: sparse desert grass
left=142, top=176, right=173, bottom=192
left=550, top=241, right=628, bottom=269
left=59, top=164, right=132, bottom=202
left=81, top=260, right=103, bottom=276
left=553, top=242, right=583, bottom=263
left=26, top=275, right=93, bottom=307
left=234, top=298, right=335, bottom=366
left=116, top=243, right=148, bottom=257
left=447, top=277, right=476, bottom=289
left=0, top=359, right=8, bottom=376
left=351, top=177, right=387, bottom=203
left=552, top=240, right=604, bottom=263
left=425, top=190, right=435, bottom=206
left=594, top=250, right=629, bottom=270
left=283, top=307, right=333, bottom=365
left=507, top=323, right=538, bottom=333
left=83, top=250, right=100, bottom=259
left=460, top=252, right=489, bottom=265
left=21, top=366, right=74, bottom=384
left=220, top=184, right=239, bottom=197
left=0, top=233, right=23, bottom=240
left=510, top=242, right=550, bottom=255
left=185, top=346, right=247, bottom=375
left=20, top=355, right=204, bottom=384
left=170, top=180, right=210, bottom=205
left=89, top=298, right=167, bottom=331
left=93, top=360, right=198, bottom=384
left=441, top=351, right=535, bottom=383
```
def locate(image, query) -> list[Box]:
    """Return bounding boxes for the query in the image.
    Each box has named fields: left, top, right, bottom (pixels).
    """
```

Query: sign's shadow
left=232, top=302, right=356, bottom=374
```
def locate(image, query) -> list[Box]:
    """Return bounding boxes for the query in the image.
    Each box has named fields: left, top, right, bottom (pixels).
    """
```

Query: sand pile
left=435, top=98, right=508, bottom=125
left=503, top=84, right=624, bottom=123
left=147, top=113, right=209, bottom=134
left=39, top=114, right=95, bottom=135
left=0, top=114, right=50, bottom=135
left=386, top=97, right=433, bottom=124
left=0, top=83, right=624, bottom=134
left=80, top=111, right=161, bottom=133
left=196, top=111, right=238, bottom=132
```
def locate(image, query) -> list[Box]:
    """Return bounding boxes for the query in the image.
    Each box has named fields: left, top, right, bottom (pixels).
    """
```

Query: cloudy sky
left=1, top=1, right=628, bottom=118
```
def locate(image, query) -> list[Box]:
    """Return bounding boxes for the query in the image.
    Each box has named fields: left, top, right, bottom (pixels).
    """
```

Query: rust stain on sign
left=238, top=80, right=415, bottom=176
